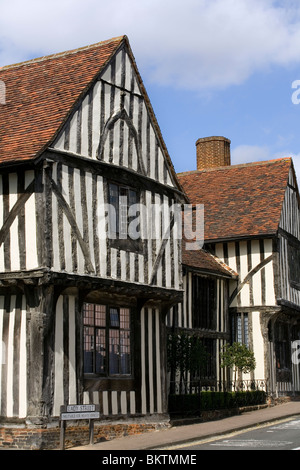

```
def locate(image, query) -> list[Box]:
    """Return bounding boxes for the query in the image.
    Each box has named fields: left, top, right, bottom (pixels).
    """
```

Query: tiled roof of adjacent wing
left=177, top=158, right=292, bottom=242
left=182, top=246, right=237, bottom=278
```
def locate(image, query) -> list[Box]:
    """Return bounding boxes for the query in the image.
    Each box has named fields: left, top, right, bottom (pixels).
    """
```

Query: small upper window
left=288, top=240, right=300, bottom=290
left=108, top=183, right=138, bottom=240
left=108, top=183, right=142, bottom=252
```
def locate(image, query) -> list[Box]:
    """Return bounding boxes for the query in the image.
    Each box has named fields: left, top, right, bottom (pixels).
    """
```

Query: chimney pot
left=196, top=136, right=231, bottom=170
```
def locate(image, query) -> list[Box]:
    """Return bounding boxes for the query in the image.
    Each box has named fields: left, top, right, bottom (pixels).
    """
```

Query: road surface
left=158, top=416, right=300, bottom=450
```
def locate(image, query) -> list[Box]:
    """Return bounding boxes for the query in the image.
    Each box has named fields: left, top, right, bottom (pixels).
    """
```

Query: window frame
left=274, top=321, right=290, bottom=371
left=83, top=302, right=132, bottom=378
left=192, top=275, right=217, bottom=330
left=231, top=312, right=249, bottom=347
left=107, top=181, right=143, bottom=252
left=288, top=238, right=300, bottom=290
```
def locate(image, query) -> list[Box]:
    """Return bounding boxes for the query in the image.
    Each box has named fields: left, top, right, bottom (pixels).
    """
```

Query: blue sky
left=1, top=0, right=300, bottom=179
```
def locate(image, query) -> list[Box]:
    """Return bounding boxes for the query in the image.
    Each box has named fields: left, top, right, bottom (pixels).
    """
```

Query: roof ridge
left=177, top=156, right=292, bottom=176
left=0, top=35, right=126, bottom=71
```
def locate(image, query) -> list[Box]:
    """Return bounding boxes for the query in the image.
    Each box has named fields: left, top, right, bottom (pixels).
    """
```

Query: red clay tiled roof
left=178, top=158, right=292, bottom=242
left=0, top=36, right=185, bottom=196
left=0, top=36, right=125, bottom=164
left=182, top=247, right=237, bottom=278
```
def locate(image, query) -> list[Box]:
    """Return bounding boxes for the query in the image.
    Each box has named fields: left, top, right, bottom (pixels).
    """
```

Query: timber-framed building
left=0, top=36, right=187, bottom=449
left=177, top=136, right=300, bottom=396
left=166, top=243, right=238, bottom=391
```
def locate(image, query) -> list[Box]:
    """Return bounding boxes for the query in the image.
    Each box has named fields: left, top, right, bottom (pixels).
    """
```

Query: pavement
left=70, top=399, right=300, bottom=451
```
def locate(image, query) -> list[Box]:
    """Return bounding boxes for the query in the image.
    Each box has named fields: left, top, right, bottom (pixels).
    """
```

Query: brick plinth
left=0, top=418, right=170, bottom=450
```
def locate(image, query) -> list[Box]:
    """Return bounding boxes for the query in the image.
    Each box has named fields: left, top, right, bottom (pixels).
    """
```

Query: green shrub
left=168, top=390, right=267, bottom=415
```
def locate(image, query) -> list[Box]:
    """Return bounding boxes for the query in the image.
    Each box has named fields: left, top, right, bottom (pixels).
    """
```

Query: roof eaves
left=204, top=232, right=278, bottom=244
left=182, top=248, right=238, bottom=279
left=183, top=263, right=237, bottom=279
left=208, top=252, right=238, bottom=278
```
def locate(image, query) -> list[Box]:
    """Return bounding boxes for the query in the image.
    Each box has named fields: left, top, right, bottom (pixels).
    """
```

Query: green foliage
left=220, top=342, right=256, bottom=376
left=167, top=332, right=208, bottom=376
left=168, top=390, right=267, bottom=415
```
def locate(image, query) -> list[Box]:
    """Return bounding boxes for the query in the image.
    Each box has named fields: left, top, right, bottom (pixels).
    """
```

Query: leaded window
left=83, top=303, right=131, bottom=376
left=192, top=276, right=217, bottom=330
left=108, top=183, right=138, bottom=240
left=232, top=312, right=249, bottom=347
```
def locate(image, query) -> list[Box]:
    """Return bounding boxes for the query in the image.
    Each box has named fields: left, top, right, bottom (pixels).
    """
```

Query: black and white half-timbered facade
left=166, top=245, right=237, bottom=390
left=0, top=36, right=186, bottom=448
left=178, top=136, right=300, bottom=396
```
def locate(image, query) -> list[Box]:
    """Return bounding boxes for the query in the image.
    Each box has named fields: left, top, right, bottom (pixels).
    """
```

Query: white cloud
left=231, top=145, right=272, bottom=165
left=232, top=143, right=300, bottom=184
left=2, top=0, right=300, bottom=91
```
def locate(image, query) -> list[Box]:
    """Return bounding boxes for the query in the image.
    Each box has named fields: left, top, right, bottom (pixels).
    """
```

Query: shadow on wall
left=1, top=340, right=5, bottom=364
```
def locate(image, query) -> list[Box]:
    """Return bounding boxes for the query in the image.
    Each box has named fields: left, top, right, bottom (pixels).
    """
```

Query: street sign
left=60, top=411, right=100, bottom=420
left=60, top=404, right=99, bottom=415
left=65, top=404, right=97, bottom=413
left=59, top=404, right=100, bottom=449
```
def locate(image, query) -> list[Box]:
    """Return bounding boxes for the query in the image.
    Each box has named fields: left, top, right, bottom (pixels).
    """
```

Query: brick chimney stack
left=196, top=136, right=231, bottom=170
